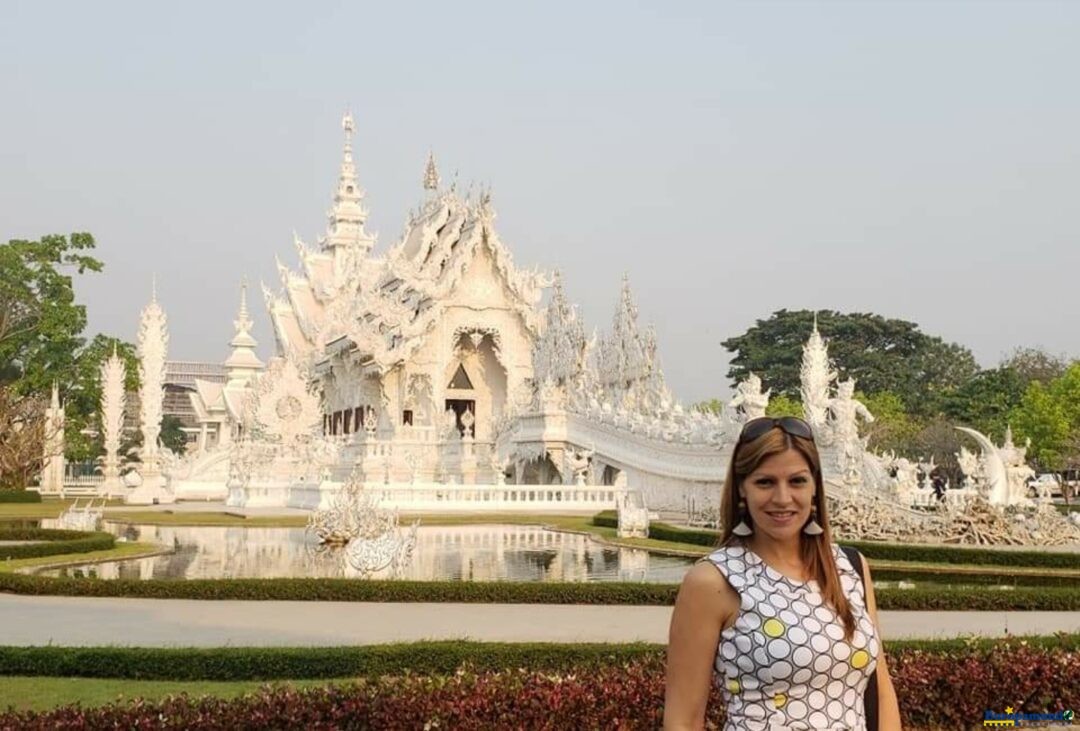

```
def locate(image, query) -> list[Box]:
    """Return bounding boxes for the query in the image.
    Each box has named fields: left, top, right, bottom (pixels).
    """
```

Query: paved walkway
left=1, top=595, right=1076, bottom=646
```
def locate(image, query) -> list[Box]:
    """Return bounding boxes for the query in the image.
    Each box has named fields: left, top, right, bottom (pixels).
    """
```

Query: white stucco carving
left=99, top=348, right=126, bottom=497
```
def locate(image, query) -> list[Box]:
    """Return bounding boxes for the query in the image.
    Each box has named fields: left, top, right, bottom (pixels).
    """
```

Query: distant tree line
left=713, top=309, right=1079, bottom=480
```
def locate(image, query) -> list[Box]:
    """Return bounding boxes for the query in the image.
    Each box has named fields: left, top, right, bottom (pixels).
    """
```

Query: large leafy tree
left=0, top=234, right=105, bottom=479
left=0, top=233, right=102, bottom=392
left=722, top=310, right=978, bottom=415
left=1011, top=364, right=1080, bottom=472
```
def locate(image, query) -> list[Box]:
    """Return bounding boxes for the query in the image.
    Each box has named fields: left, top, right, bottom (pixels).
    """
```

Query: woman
left=664, top=416, right=901, bottom=730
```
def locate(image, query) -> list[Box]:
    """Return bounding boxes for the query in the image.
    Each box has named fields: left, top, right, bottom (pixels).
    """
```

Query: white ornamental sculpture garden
left=98, top=347, right=127, bottom=498
left=126, top=285, right=175, bottom=504
left=307, top=473, right=419, bottom=578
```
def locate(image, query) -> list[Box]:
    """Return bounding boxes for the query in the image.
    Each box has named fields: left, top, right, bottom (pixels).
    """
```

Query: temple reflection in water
left=40, top=523, right=693, bottom=583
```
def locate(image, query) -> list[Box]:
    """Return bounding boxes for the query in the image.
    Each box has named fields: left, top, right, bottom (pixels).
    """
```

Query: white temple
left=166, top=114, right=894, bottom=512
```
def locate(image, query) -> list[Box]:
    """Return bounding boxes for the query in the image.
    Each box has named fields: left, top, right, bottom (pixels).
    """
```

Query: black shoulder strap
left=839, top=545, right=865, bottom=597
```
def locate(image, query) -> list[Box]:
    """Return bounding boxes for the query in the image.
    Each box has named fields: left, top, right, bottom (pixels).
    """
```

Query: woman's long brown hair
left=718, top=427, right=855, bottom=641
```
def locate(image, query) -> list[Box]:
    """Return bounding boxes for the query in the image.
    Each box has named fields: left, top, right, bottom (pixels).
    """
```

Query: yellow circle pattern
left=762, top=618, right=786, bottom=638
left=774, top=693, right=787, bottom=708
left=851, top=650, right=870, bottom=669
left=727, top=679, right=741, bottom=694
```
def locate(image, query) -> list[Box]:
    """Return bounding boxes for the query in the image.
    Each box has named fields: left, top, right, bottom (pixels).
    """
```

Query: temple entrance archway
left=443, top=332, right=507, bottom=441
left=444, top=399, right=476, bottom=437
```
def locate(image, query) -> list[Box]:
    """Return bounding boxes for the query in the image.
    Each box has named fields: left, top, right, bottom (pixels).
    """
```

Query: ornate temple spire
left=423, top=150, right=440, bottom=192
left=800, top=311, right=836, bottom=431
left=324, top=111, right=373, bottom=254
left=225, top=280, right=264, bottom=385
left=136, top=283, right=169, bottom=472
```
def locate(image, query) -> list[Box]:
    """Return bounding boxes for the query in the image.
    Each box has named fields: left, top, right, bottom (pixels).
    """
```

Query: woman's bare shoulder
left=677, top=560, right=741, bottom=618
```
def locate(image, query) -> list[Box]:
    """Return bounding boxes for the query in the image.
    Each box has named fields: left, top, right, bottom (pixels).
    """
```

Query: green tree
left=0, top=234, right=103, bottom=483
left=858, top=391, right=923, bottom=457
left=160, top=415, right=189, bottom=455
left=1011, top=364, right=1080, bottom=472
left=765, top=394, right=803, bottom=418
left=0, top=233, right=102, bottom=393
left=940, top=366, right=1025, bottom=442
left=1002, top=347, right=1069, bottom=389
left=1010, top=382, right=1070, bottom=471
left=722, top=310, right=978, bottom=415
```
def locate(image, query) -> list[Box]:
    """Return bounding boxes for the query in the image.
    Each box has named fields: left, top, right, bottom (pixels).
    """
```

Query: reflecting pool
left=38, top=522, right=695, bottom=582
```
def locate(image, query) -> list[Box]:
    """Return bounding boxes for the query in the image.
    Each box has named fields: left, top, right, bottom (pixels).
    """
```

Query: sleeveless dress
left=704, top=542, right=879, bottom=731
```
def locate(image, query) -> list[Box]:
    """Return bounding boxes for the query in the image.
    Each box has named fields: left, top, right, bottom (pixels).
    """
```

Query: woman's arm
left=861, top=554, right=903, bottom=730
left=663, top=561, right=738, bottom=730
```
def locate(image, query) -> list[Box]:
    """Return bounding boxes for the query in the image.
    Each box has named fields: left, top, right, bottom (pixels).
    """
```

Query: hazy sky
left=3, top=1, right=1078, bottom=403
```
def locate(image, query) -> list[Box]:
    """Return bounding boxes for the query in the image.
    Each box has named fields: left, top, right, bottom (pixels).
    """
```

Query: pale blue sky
left=2, top=1, right=1078, bottom=402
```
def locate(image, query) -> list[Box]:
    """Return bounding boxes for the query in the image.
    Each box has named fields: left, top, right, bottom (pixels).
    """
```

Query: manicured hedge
left=0, top=489, right=42, bottom=503
left=0, top=637, right=1075, bottom=682
left=1, top=572, right=1078, bottom=610
left=0, top=574, right=678, bottom=604
left=592, top=512, right=1080, bottom=569
left=868, top=566, right=1079, bottom=588
left=0, top=639, right=1076, bottom=729
left=0, top=528, right=114, bottom=561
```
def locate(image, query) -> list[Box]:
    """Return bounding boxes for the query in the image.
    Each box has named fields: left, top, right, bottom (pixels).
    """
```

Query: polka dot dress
left=705, top=543, right=878, bottom=731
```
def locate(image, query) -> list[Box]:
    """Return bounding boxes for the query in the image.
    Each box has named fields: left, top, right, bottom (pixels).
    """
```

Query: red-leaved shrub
left=0, top=642, right=1075, bottom=730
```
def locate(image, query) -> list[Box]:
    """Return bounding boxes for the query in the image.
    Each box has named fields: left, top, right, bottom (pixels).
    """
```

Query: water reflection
left=39, top=523, right=695, bottom=583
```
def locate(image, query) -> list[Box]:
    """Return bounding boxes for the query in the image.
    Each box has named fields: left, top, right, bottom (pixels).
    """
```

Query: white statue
left=955, top=427, right=1010, bottom=506
left=998, top=426, right=1035, bottom=506
left=729, top=373, right=770, bottom=422
left=827, top=379, right=874, bottom=486
left=564, top=447, right=594, bottom=486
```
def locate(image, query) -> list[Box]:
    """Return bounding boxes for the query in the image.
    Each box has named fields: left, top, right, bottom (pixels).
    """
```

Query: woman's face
left=740, top=448, right=816, bottom=542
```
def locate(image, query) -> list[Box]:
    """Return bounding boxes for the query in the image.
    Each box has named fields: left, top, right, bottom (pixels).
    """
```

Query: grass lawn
left=105, top=511, right=310, bottom=527
left=0, top=498, right=125, bottom=521
left=0, top=676, right=354, bottom=712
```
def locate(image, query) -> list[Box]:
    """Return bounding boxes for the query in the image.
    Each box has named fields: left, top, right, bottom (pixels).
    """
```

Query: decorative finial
left=813, top=311, right=819, bottom=333
left=151, top=274, right=158, bottom=303
left=342, top=111, right=355, bottom=139
left=423, top=150, right=441, bottom=191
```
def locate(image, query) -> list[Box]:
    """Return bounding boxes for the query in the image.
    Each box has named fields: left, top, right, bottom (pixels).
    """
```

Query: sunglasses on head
left=737, top=416, right=814, bottom=445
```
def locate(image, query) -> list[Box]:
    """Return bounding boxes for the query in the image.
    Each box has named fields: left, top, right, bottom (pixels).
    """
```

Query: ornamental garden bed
left=0, top=528, right=114, bottom=561
left=0, top=638, right=1075, bottom=729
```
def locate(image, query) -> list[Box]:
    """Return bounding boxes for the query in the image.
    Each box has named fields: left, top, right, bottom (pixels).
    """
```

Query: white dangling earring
left=732, top=498, right=753, bottom=536
left=803, top=504, right=824, bottom=536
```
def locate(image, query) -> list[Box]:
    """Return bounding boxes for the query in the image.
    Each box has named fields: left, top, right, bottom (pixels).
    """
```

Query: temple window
left=448, top=364, right=474, bottom=390
left=402, top=409, right=414, bottom=426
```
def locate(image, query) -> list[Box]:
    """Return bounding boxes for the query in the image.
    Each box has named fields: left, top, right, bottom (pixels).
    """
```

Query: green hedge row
left=0, top=575, right=677, bottom=604
left=2, top=572, right=1079, bottom=610
left=0, top=528, right=114, bottom=561
left=0, top=636, right=1075, bottom=681
left=869, top=567, right=1079, bottom=588
left=591, top=513, right=1080, bottom=569
left=0, top=490, right=42, bottom=503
